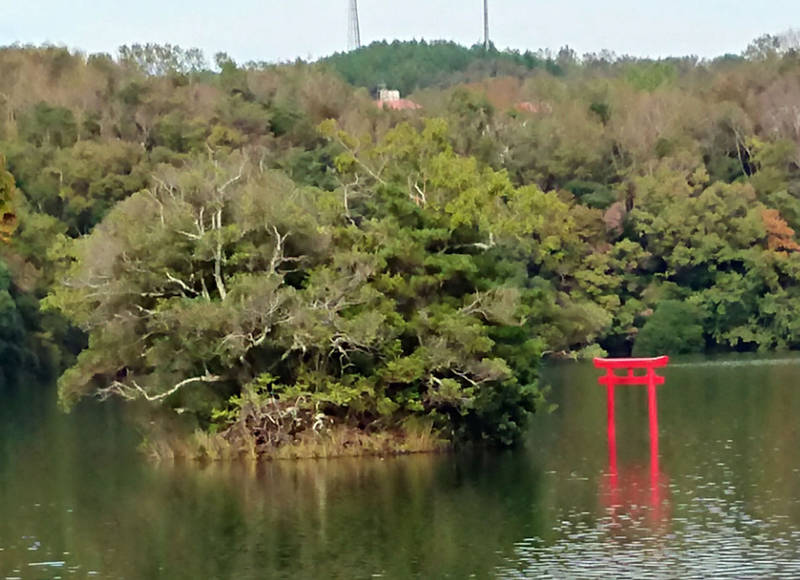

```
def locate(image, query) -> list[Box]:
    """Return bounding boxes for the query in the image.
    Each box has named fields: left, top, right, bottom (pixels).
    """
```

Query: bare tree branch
left=217, top=162, right=245, bottom=194
left=99, top=372, right=224, bottom=403
left=212, top=208, right=227, bottom=300
left=165, top=271, right=198, bottom=297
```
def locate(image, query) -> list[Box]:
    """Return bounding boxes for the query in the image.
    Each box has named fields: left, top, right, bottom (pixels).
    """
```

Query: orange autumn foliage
left=762, top=208, right=800, bottom=252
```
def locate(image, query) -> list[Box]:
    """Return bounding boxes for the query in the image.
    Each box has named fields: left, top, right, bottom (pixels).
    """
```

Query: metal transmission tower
left=483, top=0, right=490, bottom=51
left=347, top=0, right=362, bottom=51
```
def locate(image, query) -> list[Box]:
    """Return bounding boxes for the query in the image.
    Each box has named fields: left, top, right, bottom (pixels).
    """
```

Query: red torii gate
left=594, top=356, right=669, bottom=521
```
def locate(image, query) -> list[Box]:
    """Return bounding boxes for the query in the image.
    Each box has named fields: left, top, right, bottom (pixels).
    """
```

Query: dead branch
left=99, top=372, right=224, bottom=403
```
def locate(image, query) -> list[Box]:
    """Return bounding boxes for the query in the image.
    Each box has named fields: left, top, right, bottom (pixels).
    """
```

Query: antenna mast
left=483, top=0, right=489, bottom=51
left=348, top=0, right=362, bottom=51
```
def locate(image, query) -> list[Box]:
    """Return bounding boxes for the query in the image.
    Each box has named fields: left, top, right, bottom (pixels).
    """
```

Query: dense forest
left=3, top=34, right=800, bottom=456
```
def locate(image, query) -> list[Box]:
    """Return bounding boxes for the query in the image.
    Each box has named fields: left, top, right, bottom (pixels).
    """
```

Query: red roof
left=515, top=101, right=551, bottom=114
left=377, top=98, right=422, bottom=111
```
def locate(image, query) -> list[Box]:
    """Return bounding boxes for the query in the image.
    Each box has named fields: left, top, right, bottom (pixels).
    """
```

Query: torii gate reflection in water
left=594, top=356, right=669, bottom=522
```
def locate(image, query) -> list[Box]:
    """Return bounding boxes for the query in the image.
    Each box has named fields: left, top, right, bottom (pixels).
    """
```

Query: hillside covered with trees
left=322, top=40, right=563, bottom=94
left=3, top=35, right=800, bottom=456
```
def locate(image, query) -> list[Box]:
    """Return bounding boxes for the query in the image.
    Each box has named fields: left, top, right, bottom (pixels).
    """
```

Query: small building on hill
left=376, top=89, right=421, bottom=111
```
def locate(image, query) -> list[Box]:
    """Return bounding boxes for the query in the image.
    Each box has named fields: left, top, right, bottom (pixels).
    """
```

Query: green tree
left=18, top=103, right=77, bottom=148
left=632, top=300, right=705, bottom=356
left=0, top=154, right=17, bottom=242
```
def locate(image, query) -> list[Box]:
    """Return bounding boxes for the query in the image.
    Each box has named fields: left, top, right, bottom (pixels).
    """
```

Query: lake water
left=4, top=355, right=800, bottom=578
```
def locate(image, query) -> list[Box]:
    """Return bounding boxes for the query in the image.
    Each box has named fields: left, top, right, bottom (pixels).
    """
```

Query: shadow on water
left=4, top=354, right=800, bottom=577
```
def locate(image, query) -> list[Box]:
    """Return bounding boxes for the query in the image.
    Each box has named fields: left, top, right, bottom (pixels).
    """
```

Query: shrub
left=632, top=300, right=705, bottom=356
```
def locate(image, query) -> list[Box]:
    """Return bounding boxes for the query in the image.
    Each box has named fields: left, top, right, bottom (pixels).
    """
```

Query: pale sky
left=1, top=1, right=798, bottom=64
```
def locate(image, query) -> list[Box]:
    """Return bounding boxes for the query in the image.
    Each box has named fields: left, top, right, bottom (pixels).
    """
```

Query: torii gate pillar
left=595, top=356, right=669, bottom=510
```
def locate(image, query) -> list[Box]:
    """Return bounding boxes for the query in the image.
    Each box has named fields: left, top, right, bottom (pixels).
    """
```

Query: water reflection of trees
left=85, top=453, right=551, bottom=578
left=536, top=358, right=800, bottom=544
left=0, top=420, right=555, bottom=579
left=6, top=359, right=800, bottom=577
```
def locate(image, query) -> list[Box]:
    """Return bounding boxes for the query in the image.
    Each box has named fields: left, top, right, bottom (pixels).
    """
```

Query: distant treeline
left=323, top=40, right=564, bottom=95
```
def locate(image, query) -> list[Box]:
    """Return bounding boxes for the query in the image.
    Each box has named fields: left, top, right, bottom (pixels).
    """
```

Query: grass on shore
left=142, top=420, right=449, bottom=462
